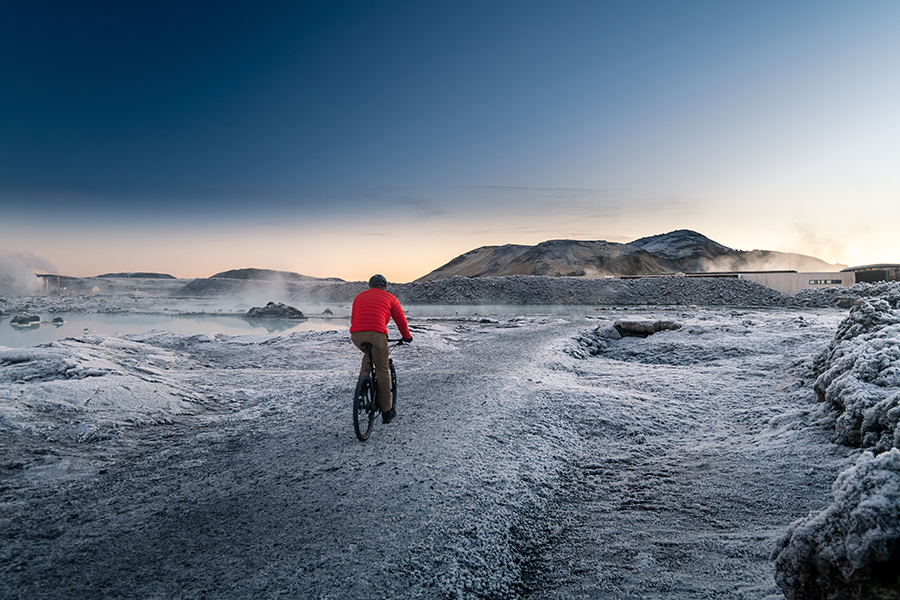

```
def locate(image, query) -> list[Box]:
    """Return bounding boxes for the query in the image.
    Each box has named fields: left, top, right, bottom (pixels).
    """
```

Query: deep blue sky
left=2, top=1, right=898, bottom=280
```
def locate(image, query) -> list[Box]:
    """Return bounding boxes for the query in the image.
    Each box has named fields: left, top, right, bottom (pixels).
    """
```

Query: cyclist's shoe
left=382, top=408, right=396, bottom=424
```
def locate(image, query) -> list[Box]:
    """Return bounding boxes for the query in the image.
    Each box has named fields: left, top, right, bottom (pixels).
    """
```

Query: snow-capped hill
left=630, top=230, right=731, bottom=260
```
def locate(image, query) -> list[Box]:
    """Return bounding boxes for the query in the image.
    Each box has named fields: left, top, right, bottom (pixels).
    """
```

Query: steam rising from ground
left=696, top=250, right=846, bottom=273
left=0, top=252, right=56, bottom=296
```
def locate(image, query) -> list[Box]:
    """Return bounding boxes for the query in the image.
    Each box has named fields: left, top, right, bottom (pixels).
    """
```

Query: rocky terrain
left=3, top=273, right=900, bottom=598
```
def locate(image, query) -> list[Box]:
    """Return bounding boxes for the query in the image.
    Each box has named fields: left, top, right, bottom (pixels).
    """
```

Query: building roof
left=841, top=264, right=900, bottom=272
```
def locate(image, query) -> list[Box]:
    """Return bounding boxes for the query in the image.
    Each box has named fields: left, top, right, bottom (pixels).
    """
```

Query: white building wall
left=738, top=272, right=854, bottom=295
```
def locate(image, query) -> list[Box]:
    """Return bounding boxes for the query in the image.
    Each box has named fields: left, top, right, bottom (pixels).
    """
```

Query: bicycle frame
left=362, top=339, right=403, bottom=396
left=353, top=339, right=403, bottom=441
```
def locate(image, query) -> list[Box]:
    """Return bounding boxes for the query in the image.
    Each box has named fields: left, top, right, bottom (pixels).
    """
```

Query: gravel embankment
left=202, top=276, right=896, bottom=309
left=294, top=275, right=799, bottom=307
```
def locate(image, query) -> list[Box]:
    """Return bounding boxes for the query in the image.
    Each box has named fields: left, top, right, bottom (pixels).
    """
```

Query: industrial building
left=841, top=264, right=900, bottom=283
left=626, top=264, right=899, bottom=295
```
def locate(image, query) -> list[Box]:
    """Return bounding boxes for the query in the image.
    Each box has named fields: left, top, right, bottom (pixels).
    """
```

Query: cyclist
left=350, top=274, right=413, bottom=423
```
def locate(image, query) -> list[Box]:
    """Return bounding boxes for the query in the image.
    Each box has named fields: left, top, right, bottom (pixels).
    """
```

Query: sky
left=1, top=1, right=899, bottom=283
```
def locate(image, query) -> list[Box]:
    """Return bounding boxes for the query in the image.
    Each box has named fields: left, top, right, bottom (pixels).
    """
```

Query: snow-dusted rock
left=245, top=301, right=305, bottom=319
left=10, top=313, right=40, bottom=325
left=813, top=299, right=900, bottom=450
left=613, top=319, right=682, bottom=338
left=772, top=449, right=900, bottom=600
left=0, top=337, right=206, bottom=445
left=796, top=281, right=900, bottom=310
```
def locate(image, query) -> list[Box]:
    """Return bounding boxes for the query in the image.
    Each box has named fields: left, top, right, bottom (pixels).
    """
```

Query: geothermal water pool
left=0, top=313, right=349, bottom=348
left=0, top=305, right=621, bottom=348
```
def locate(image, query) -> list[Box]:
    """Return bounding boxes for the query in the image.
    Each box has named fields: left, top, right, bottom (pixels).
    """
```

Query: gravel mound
left=179, top=274, right=800, bottom=306
left=390, top=275, right=796, bottom=306
left=172, top=274, right=900, bottom=309
left=397, top=277, right=900, bottom=308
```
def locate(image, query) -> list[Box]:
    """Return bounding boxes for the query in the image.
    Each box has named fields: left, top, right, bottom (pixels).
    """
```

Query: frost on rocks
left=813, top=299, right=900, bottom=451
left=0, top=337, right=206, bottom=446
left=245, top=301, right=305, bottom=319
left=566, top=323, right=621, bottom=358
left=796, top=281, right=900, bottom=310
left=772, top=297, right=900, bottom=600
left=613, top=319, right=682, bottom=338
left=772, top=449, right=900, bottom=600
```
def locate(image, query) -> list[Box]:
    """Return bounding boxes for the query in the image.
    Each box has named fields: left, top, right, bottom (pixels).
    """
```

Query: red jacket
left=350, top=288, right=411, bottom=338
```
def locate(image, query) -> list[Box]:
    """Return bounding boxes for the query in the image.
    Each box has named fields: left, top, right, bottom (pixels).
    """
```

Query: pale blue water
left=1, top=314, right=349, bottom=348
left=1, top=304, right=614, bottom=348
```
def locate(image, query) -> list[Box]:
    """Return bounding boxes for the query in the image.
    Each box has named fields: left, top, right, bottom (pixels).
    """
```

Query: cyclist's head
left=368, top=274, right=388, bottom=289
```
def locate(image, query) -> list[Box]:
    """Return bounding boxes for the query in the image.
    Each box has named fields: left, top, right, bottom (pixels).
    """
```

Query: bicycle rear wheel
left=389, top=359, right=397, bottom=411
left=353, top=375, right=376, bottom=441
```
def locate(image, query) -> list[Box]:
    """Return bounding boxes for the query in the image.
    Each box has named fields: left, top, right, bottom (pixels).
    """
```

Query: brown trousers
left=351, top=331, right=392, bottom=412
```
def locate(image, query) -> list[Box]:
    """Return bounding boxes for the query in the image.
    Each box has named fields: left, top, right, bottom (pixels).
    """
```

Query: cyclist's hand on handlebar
left=403, top=336, right=413, bottom=344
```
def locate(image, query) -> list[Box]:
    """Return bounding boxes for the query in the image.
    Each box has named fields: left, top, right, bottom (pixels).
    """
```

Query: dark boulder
left=10, top=313, right=40, bottom=325
left=614, top=320, right=682, bottom=338
left=246, top=302, right=305, bottom=320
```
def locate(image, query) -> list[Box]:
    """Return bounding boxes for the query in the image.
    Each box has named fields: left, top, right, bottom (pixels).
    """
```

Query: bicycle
left=353, top=339, right=403, bottom=441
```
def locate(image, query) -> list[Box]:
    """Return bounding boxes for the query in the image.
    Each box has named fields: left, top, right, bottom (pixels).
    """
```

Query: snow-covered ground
left=1, top=287, right=898, bottom=598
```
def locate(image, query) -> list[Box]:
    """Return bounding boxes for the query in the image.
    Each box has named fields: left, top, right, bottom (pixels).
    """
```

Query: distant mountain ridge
left=210, top=268, right=345, bottom=283
left=97, top=272, right=176, bottom=279
left=416, top=230, right=847, bottom=282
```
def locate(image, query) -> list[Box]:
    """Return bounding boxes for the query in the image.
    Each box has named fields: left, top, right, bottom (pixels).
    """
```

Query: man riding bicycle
left=350, top=274, right=412, bottom=424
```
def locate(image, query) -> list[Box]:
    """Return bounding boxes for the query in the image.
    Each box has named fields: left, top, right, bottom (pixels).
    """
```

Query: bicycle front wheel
left=353, top=375, right=376, bottom=441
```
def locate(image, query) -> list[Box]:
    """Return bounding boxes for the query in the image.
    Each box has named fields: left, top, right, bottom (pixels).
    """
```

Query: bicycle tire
left=353, top=375, right=376, bottom=441
left=389, top=359, right=397, bottom=411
